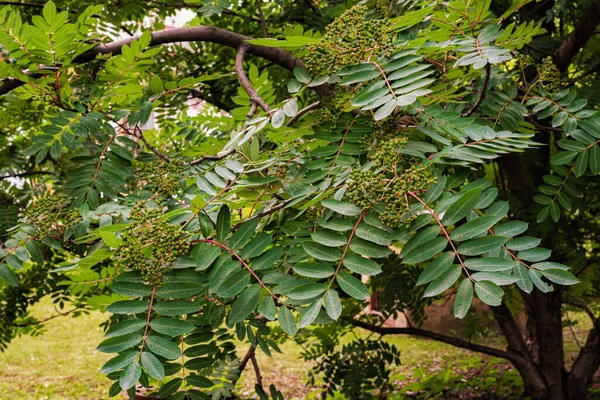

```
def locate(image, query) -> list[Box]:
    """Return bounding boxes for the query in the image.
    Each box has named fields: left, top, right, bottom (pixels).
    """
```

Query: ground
left=0, top=298, right=596, bottom=399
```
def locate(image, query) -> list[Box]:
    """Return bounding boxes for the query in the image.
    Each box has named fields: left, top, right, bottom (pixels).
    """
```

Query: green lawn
left=0, top=298, right=593, bottom=399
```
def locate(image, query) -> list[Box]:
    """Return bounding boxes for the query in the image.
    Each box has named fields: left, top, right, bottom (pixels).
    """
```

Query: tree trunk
left=567, top=327, right=600, bottom=399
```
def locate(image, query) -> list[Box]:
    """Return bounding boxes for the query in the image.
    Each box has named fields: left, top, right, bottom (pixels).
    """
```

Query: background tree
left=0, top=1, right=599, bottom=399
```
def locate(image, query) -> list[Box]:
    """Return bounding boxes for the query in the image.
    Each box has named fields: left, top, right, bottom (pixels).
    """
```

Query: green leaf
left=194, top=245, right=221, bottom=271
left=100, top=351, right=138, bottom=375
left=324, top=289, right=342, bottom=320
left=416, top=252, right=455, bottom=286
left=258, top=296, right=277, bottom=320
left=321, top=199, right=361, bottom=216
left=374, top=99, right=397, bottom=120
left=302, top=241, right=341, bottom=261
left=186, top=374, right=214, bottom=388
left=529, top=269, right=553, bottom=292
left=541, top=269, right=578, bottom=285
left=299, top=300, right=322, bottom=328
left=589, top=144, right=599, bottom=174
left=217, top=270, right=251, bottom=298
left=349, top=237, right=391, bottom=258
left=229, top=284, right=261, bottom=324
left=336, top=271, right=370, bottom=300
left=441, top=187, right=482, bottom=226
left=454, top=278, right=473, bottom=319
left=355, top=224, right=391, bottom=245
left=107, top=300, right=149, bottom=314
left=293, top=67, right=311, bottom=84
left=339, top=69, right=381, bottom=85
left=145, top=335, right=182, bottom=360
left=457, top=236, right=508, bottom=256
left=474, top=281, right=504, bottom=306
left=119, top=360, right=141, bottom=390
left=229, top=218, right=260, bottom=249
left=97, top=333, right=143, bottom=353
left=292, top=262, right=335, bottom=278
left=141, top=352, right=165, bottom=381
left=157, top=378, right=183, bottom=398
left=518, top=248, right=551, bottom=262
left=514, top=264, right=533, bottom=293
left=152, top=300, right=202, bottom=316
left=343, top=253, right=382, bottom=275
left=531, top=262, right=569, bottom=271
left=105, top=319, right=146, bottom=339
left=278, top=306, right=297, bottom=335
left=252, top=247, right=283, bottom=270
left=471, top=272, right=518, bottom=285
left=240, top=233, right=272, bottom=258
left=450, top=216, right=500, bottom=241
left=111, top=282, right=152, bottom=298
left=494, top=221, right=528, bottom=237
left=156, top=283, right=203, bottom=299
left=403, top=237, right=447, bottom=264
left=100, top=231, right=123, bottom=248
left=423, top=264, right=461, bottom=297
left=311, top=229, right=347, bottom=247
left=463, top=258, right=517, bottom=272
left=401, top=226, right=440, bottom=257
left=216, top=206, right=230, bottom=241
left=505, top=236, right=541, bottom=251
left=0, top=264, right=18, bottom=286
left=149, top=318, right=195, bottom=336
left=288, top=283, right=328, bottom=300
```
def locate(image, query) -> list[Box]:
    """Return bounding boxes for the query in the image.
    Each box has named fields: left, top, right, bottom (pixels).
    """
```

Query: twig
left=187, top=149, right=236, bottom=166
left=0, top=171, right=51, bottom=180
left=135, top=126, right=171, bottom=162
left=256, top=0, right=268, bottom=38
left=12, top=305, right=84, bottom=327
left=235, top=45, right=271, bottom=113
left=285, top=101, right=321, bottom=126
left=231, top=199, right=293, bottom=231
left=250, top=353, right=263, bottom=388
left=462, top=63, right=491, bottom=117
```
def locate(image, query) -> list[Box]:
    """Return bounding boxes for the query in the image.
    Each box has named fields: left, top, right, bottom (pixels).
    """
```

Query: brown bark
left=553, top=1, right=600, bottom=72
left=0, top=26, right=333, bottom=97
left=568, top=328, right=600, bottom=399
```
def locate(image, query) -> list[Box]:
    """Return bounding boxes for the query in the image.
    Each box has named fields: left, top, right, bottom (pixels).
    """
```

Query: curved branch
left=0, top=26, right=332, bottom=97
left=236, top=45, right=271, bottom=113
left=187, top=149, right=236, bottom=166
left=351, top=319, right=518, bottom=361
left=286, top=101, right=321, bottom=126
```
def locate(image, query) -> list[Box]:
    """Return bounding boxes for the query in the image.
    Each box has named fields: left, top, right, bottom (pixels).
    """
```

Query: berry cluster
left=21, top=195, right=79, bottom=238
left=539, top=57, right=562, bottom=93
left=117, top=202, right=191, bottom=284
left=347, top=131, right=435, bottom=227
left=139, top=159, right=183, bottom=197
left=304, top=6, right=395, bottom=76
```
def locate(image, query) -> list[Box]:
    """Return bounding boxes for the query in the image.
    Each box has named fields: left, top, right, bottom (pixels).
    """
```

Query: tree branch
left=351, top=319, right=519, bottom=362
left=461, top=63, right=491, bottom=117
left=187, top=149, right=236, bottom=166
left=553, top=0, right=600, bottom=72
left=286, top=101, right=321, bottom=126
left=564, top=298, right=598, bottom=329
left=236, top=45, right=270, bottom=113
left=0, top=26, right=333, bottom=97
left=256, top=0, right=268, bottom=38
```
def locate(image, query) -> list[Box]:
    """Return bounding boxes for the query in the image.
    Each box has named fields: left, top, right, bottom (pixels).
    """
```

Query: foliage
left=0, top=0, right=599, bottom=399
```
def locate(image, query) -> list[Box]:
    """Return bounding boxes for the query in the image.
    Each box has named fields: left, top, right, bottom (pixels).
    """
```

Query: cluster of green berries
left=139, top=159, right=183, bottom=197
left=539, top=57, right=562, bottom=93
left=304, top=5, right=395, bottom=76
left=347, top=133, right=436, bottom=227
left=21, top=195, right=79, bottom=238
left=315, top=93, right=352, bottom=124
left=117, top=201, right=191, bottom=284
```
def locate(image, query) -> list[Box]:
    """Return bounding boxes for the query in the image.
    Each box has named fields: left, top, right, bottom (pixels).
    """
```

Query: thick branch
left=0, top=26, right=332, bottom=97
left=286, top=101, right=321, bottom=126
left=235, top=45, right=270, bottom=113
left=351, top=319, right=517, bottom=361
left=553, top=1, right=600, bottom=72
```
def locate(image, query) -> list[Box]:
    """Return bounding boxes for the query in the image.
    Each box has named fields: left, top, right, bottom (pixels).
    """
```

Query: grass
left=0, top=298, right=594, bottom=399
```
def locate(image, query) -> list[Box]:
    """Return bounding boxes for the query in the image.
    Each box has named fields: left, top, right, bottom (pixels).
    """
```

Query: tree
left=0, top=1, right=599, bottom=399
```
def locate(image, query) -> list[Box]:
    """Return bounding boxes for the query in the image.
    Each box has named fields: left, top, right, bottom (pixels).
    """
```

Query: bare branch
left=0, top=26, right=333, bottom=97
left=236, top=45, right=271, bottom=113
left=462, top=63, right=491, bottom=117
left=564, top=298, right=599, bottom=329
left=256, top=0, right=268, bottom=38
left=286, top=101, right=321, bottom=126
left=187, top=149, right=236, bottom=166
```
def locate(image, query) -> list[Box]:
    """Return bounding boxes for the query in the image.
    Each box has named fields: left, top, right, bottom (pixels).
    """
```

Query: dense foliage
left=0, top=1, right=599, bottom=399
